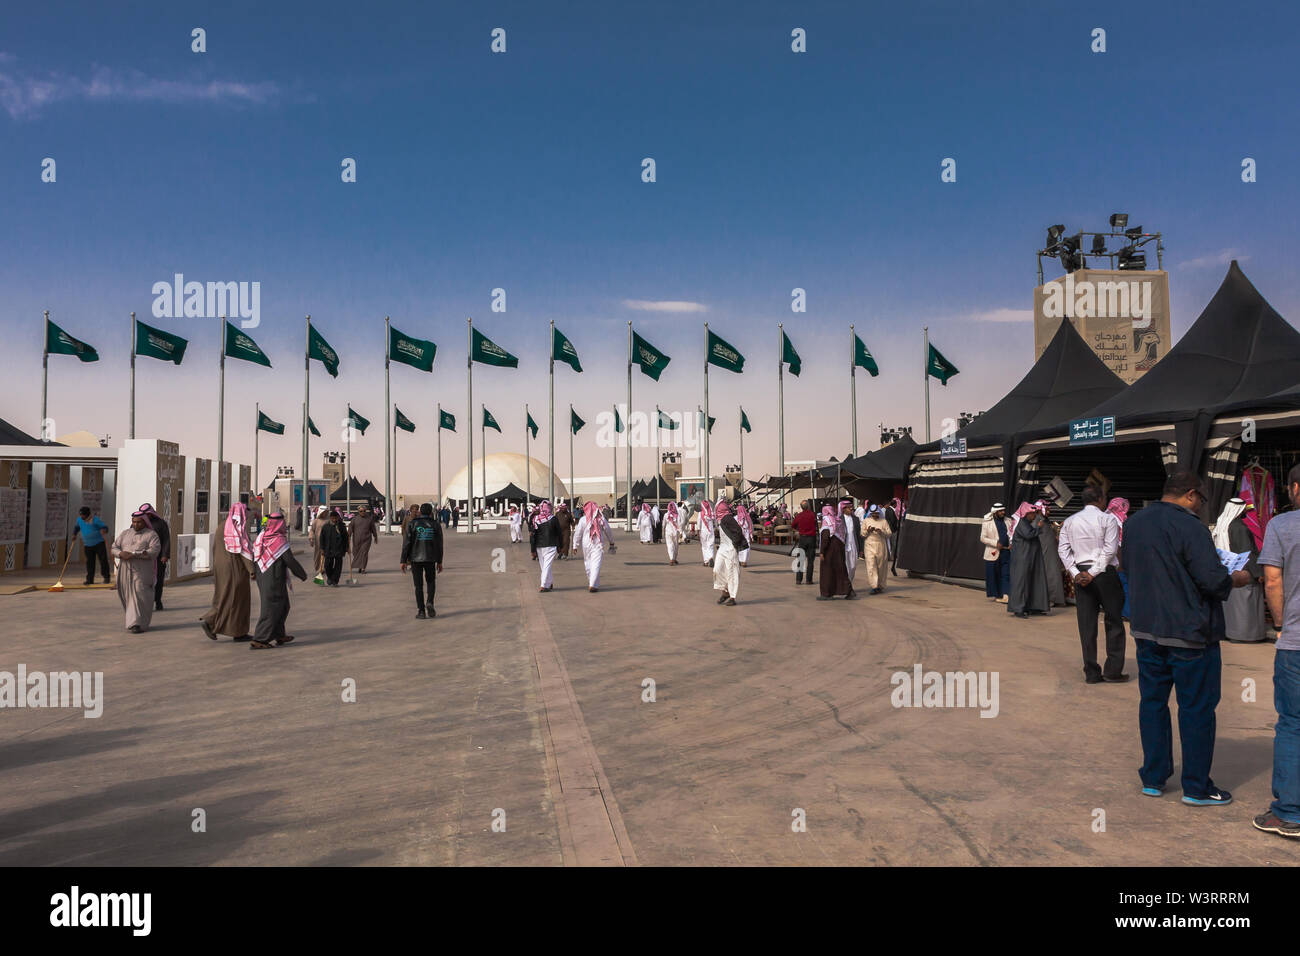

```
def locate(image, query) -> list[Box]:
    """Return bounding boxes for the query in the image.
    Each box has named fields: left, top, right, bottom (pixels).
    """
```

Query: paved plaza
left=2, top=529, right=1295, bottom=866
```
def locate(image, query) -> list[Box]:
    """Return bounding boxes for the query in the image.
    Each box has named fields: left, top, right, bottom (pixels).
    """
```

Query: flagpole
left=254, top=402, right=260, bottom=501
left=384, top=316, right=392, bottom=533
left=41, top=310, right=49, bottom=441
left=654, top=405, right=660, bottom=510
left=777, top=323, right=785, bottom=511
left=569, top=404, right=575, bottom=508
left=625, top=321, right=633, bottom=532
left=923, top=326, right=931, bottom=443
left=302, top=315, right=311, bottom=535
left=467, top=318, right=474, bottom=534
left=739, top=405, right=744, bottom=500
left=129, top=312, right=137, bottom=440
left=549, top=319, right=555, bottom=503
left=612, top=403, right=617, bottom=514
left=346, top=437, right=351, bottom=515
left=217, top=315, right=226, bottom=466
left=850, top=324, right=858, bottom=458
left=393, top=409, right=398, bottom=515
left=704, top=321, right=710, bottom=505
left=437, top=402, right=444, bottom=511
left=524, top=403, right=531, bottom=507
left=481, top=404, right=487, bottom=517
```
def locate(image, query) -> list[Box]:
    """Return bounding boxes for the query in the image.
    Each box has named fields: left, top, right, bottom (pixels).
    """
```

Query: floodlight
left=1109, top=213, right=1128, bottom=230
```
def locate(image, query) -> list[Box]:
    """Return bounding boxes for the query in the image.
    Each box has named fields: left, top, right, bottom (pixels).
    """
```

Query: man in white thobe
left=712, top=499, right=744, bottom=604
left=508, top=505, right=523, bottom=543
left=840, top=499, right=859, bottom=583
left=572, top=502, right=616, bottom=591
left=663, top=501, right=682, bottom=565
left=736, top=504, right=754, bottom=567
left=698, top=500, right=716, bottom=566
left=637, top=503, right=654, bottom=543
left=112, top=511, right=162, bottom=633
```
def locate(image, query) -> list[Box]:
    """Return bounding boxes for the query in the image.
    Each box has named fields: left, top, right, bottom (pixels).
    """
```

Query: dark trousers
left=795, top=535, right=816, bottom=584
left=1272, top=649, right=1300, bottom=822
left=84, top=541, right=110, bottom=583
left=984, top=552, right=1009, bottom=598
left=411, top=561, right=436, bottom=611
left=1137, top=639, right=1221, bottom=797
left=154, top=561, right=166, bottom=606
left=324, top=554, right=344, bottom=585
left=1075, top=565, right=1127, bottom=679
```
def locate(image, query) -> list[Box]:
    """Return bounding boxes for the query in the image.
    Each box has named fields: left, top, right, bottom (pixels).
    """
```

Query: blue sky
left=3, top=0, right=1298, bottom=491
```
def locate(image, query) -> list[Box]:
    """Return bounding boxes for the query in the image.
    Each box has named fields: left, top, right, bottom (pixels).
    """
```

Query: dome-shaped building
left=445, top=453, right=569, bottom=503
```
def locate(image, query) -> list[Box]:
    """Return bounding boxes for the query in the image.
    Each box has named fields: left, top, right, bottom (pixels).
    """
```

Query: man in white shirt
left=1058, top=485, right=1128, bottom=684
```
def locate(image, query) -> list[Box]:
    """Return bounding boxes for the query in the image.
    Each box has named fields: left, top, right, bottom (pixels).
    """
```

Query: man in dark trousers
left=451, top=504, right=460, bottom=530
left=138, top=503, right=170, bottom=610
left=319, top=509, right=350, bottom=586
left=554, top=501, right=575, bottom=559
left=401, top=502, right=445, bottom=619
left=1123, top=469, right=1252, bottom=807
left=73, top=505, right=111, bottom=584
left=1058, top=486, right=1127, bottom=682
left=790, top=499, right=818, bottom=586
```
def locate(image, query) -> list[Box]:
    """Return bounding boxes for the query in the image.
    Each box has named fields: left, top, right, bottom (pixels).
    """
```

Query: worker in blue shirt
left=73, top=505, right=111, bottom=584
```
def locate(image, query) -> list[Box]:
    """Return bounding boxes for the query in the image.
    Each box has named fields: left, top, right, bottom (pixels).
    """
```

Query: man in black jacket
left=401, top=503, right=445, bottom=618
left=138, top=503, right=170, bottom=610
left=1123, top=469, right=1251, bottom=806
left=319, top=510, right=350, bottom=586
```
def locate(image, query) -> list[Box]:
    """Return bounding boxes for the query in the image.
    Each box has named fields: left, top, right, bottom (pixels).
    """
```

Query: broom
left=47, top=534, right=76, bottom=592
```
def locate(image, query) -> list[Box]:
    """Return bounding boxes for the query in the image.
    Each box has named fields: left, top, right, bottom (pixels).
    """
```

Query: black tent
left=484, top=482, right=531, bottom=503
left=843, top=436, right=917, bottom=482
left=328, top=477, right=371, bottom=504
left=1013, top=261, right=1300, bottom=516
left=897, top=317, right=1127, bottom=580
left=0, top=418, right=56, bottom=446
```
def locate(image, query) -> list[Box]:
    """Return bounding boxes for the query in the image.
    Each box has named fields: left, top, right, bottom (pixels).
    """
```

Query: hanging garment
left=1239, top=464, right=1275, bottom=552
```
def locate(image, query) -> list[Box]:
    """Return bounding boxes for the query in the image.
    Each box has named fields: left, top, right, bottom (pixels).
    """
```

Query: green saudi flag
left=308, top=417, right=321, bottom=437
left=395, top=407, right=416, bottom=432
left=657, top=409, right=679, bottom=430
left=46, top=320, right=99, bottom=362
left=552, top=327, right=582, bottom=373
left=470, top=328, right=518, bottom=368
left=631, top=331, right=671, bottom=381
left=781, top=330, right=802, bottom=377
left=225, top=321, right=272, bottom=367
left=854, top=333, right=879, bottom=377
left=740, top=408, right=752, bottom=433
left=699, top=409, right=716, bottom=434
left=308, top=323, right=339, bottom=377
left=257, top=410, right=285, bottom=435
left=571, top=408, right=586, bottom=434
left=926, top=343, right=959, bottom=385
left=346, top=406, right=370, bottom=435
left=483, top=407, right=501, bottom=432
left=614, top=408, right=624, bottom=433
left=390, top=325, right=436, bottom=372
left=707, top=330, right=744, bottom=373
left=527, top=412, right=539, bottom=438
left=439, top=409, right=456, bottom=432
left=135, top=320, right=187, bottom=365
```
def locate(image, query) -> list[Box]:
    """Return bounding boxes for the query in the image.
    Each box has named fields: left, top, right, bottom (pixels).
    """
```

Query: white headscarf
left=1213, top=497, right=1249, bottom=551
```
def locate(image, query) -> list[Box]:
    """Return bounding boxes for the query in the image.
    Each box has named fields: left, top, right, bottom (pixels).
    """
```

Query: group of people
left=787, top=497, right=899, bottom=600
left=979, top=465, right=1300, bottom=839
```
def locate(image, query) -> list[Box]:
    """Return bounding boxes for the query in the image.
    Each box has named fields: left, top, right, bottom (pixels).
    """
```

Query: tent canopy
left=842, top=436, right=917, bottom=482
left=1073, top=261, right=1300, bottom=429
left=328, top=476, right=372, bottom=502
left=0, top=418, right=56, bottom=446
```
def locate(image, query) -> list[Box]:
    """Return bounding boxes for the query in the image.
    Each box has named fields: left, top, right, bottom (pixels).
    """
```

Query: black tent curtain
left=894, top=453, right=1006, bottom=580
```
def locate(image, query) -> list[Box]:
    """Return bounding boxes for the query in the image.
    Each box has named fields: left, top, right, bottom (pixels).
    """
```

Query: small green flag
left=395, top=407, right=416, bottom=433
left=699, top=409, right=716, bottom=434
left=346, top=405, right=370, bottom=435
left=470, top=328, right=518, bottom=368
left=854, top=334, right=879, bottom=377
left=552, top=327, right=582, bottom=373
left=527, top=412, right=539, bottom=439
left=308, top=416, right=321, bottom=437
left=225, top=321, right=272, bottom=367
left=707, top=330, right=745, bottom=373
left=439, top=409, right=456, bottom=432
left=926, top=342, right=959, bottom=385
left=46, top=320, right=99, bottom=363
left=257, top=410, right=285, bottom=435
left=740, top=409, right=752, bottom=433
left=657, top=409, right=679, bottom=430
left=781, top=331, right=802, bottom=377
left=571, top=408, right=586, bottom=435
left=631, top=331, right=671, bottom=381
left=614, top=408, right=624, bottom=433
left=135, top=320, right=187, bottom=365
left=390, top=325, right=436, bottom=372
left=483, top=407, right=501, bottom=432
left=308, top=323, right=339, bottom=377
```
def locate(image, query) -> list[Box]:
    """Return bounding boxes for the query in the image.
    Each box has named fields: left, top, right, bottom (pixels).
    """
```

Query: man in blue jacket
left=1123, top=469, right=1251, bottom=806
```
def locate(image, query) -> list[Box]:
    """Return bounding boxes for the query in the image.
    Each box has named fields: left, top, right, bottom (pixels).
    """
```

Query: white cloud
left=0, top=56, right=288, bottom=120
left=622, top=299, right=708, bottom=313
left=1177, top=249, right=1247, bottom=271
left=966, top=307, right=1033, bottom=323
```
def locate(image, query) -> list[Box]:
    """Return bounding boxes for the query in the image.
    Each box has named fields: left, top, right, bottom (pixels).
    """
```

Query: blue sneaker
left=1141, top=785, right=1164, bottom=797
left=1182, top=787, right=1232, bottom=807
